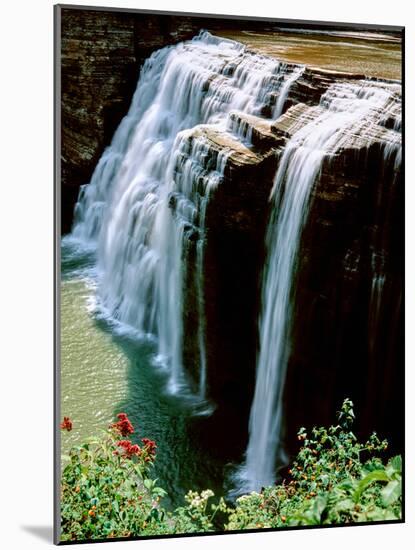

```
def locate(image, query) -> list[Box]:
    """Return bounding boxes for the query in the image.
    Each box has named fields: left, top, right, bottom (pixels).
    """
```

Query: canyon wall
left=186, top=74, right=403, bottom=460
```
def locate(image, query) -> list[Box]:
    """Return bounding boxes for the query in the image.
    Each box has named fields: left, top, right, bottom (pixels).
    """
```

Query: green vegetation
left=60, top=412, right=227, bottom=540
left=60, top=399, right=402, bottom=541
left=227, top=399, right=401, bottom=529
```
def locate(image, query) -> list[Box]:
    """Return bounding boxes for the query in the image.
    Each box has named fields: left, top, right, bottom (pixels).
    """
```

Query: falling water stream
left=238, top=80, right=402, bottom=493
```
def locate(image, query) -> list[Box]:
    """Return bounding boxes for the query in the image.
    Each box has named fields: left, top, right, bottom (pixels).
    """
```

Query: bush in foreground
left=60, top=399, right=402, bottom=541
left=60, top=413, right=225, bottom=540
left=227, top=399, right=401, bottom=529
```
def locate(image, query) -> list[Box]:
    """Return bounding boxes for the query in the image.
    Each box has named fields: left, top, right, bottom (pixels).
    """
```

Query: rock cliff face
left=280, top=105, right=403, bottom=456
left=179, top=74, right=403, bottom=458
left=59, top=9, right=403, bottom=462
left=179, top=120, right=281, bottom=452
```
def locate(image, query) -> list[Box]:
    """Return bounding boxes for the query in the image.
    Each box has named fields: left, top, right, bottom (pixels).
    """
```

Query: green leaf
left=333, top=498, right=354, bottom=513
left=381, top=480, right=401, bottom=506
left=354, top=470, right=389, bottom=502
left=312, top=496, right=327, bottom=522
left=391, top=455, right=402, bottom=471
left=386, top=455, right=402, bottom=478
left=362, top=461, right=384, bottom=474
left=337, top=479, right=356, bottom=493
left=153, top=487, right=167, bottom=498
left=147, top=508, right=160, bottom=522
left=143, top=479, right=154, bottom=491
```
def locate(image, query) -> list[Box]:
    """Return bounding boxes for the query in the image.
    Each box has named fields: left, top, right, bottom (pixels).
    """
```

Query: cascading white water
left=237, top=79, right=402, bottom=493
left=273, top=65, right=304, bottom=119
left=163, top=131, right=231, bottom=395
left=70, top=31, right=304, bottom=399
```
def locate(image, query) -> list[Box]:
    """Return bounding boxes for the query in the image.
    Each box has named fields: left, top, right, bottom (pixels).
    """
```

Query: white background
left=0, top=0, right=412, bottom=548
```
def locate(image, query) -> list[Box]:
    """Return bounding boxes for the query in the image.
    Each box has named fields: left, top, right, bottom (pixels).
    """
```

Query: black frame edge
left=54, top=3, right=62, bottom=546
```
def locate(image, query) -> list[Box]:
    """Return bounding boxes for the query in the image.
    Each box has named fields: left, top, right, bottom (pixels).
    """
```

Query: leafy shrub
left=166, top=490, right=228, bottom=533
left=60, top=413, right=168, bottom=540
left=226, top=399, right=402, bottom=530
left=60, top=400, right=402, bottom=541
left=60, top=413, right=224, bottom=541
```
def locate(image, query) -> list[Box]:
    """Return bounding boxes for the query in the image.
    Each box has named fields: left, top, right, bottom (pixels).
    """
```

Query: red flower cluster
left=60, top=417, right=73, bottom=432
left=116, top=440, right=141, bottom=458
left=141, top=438, right=157, bottom=456
left=111, top=413, right=134, bottom=436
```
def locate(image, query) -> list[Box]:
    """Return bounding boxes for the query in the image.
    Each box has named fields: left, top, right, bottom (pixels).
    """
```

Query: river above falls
left=214, top=29, right=401, bottom=80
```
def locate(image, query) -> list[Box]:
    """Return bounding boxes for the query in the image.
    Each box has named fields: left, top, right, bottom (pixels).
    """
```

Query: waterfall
left=273, top=65, right=304, bottom=119
left=70, top=31, right=304, bottom=400
left=237, top=79, right=402, bottom=493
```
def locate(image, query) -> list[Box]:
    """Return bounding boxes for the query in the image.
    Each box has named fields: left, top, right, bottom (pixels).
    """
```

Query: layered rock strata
left=180, top=79, right=402, bottom=460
